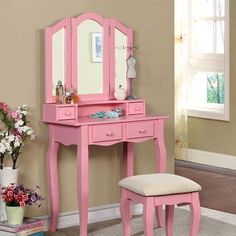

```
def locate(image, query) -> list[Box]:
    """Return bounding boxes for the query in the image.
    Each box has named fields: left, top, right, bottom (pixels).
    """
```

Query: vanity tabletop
left=43, top=114, right=169, bottom=127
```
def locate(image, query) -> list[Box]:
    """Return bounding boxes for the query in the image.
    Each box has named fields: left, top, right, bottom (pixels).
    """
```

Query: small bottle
left=56, top=80, right=64, bottom=103
left=65, top=88, right=74, bottom=104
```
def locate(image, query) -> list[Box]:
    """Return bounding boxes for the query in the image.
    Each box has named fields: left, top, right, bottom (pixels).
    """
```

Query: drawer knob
left=106, top=131, right=113, bottom=136
left=139, top=129, right=145, bottom=134
left=65, top=112, right=72, bottom=116
left=135, top=107, right=141, bottom=111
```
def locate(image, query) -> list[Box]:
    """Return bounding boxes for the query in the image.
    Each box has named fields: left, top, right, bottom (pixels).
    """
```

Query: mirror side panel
left=44, top=18, right=71, bottom=103
left=109, top=19, right=133, bottom=99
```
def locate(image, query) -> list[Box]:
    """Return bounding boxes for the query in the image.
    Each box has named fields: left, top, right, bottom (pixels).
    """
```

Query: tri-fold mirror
left=44, top=12, right=133, bottom=103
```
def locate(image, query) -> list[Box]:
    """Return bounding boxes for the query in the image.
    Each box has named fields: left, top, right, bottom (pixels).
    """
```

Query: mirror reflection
left=77, top=20, right=103, bottom=95
left=115, top=29, right=128, bottom=91
left=52, top=28, right=65, bottom=96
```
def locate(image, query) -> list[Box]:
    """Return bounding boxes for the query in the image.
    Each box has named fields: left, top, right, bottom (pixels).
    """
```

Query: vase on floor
left=5, top=206, right=25, bottom=225
left=0, top=167, right=19, bottom=221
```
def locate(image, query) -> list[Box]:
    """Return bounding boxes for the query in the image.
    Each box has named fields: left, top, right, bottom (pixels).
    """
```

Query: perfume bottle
left=65, top=88, right=74, bottom=104
left=56, top=80, right=64, bottom=103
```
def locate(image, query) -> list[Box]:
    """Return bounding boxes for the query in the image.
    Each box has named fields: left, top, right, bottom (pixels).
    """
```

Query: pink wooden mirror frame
left=44, top=12, right=133, bottom=103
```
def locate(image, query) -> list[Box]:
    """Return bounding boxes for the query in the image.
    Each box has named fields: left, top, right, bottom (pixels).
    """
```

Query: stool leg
left=143, top=197, right=154, bottom=236
left=165, top=205, right=175, bottom=236
left=155, top=206, right=164, bottom=227
left=189, top=192, right=201, bottom=236
left=120, top=190, right=131, bottom=236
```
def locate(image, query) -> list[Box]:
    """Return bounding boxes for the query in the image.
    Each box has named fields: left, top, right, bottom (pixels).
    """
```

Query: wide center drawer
left=91, top=124, right=122, bottom=143
left=126, top=121, right=155, bottom=139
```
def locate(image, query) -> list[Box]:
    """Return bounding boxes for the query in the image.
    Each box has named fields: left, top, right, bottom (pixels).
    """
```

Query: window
left=187, top=0, right=229, bottom=120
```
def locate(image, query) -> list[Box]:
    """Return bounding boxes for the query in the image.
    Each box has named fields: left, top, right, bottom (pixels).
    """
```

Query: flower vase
left=0, top=167, right=19, bottom=222
left=5, top=206, right=25, bottom=225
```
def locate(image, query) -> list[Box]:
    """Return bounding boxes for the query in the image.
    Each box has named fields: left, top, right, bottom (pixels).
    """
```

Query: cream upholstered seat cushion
left=119, top=173, right=201, bottom=196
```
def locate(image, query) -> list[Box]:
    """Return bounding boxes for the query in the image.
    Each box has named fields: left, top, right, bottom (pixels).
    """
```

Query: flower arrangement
left=1, top=183, right=44, bottom=207
left=0, top=102, right=35, bottom=169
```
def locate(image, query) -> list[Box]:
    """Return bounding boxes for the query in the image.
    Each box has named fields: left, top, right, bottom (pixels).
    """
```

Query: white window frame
left=187, top=0, right=229, bottom=121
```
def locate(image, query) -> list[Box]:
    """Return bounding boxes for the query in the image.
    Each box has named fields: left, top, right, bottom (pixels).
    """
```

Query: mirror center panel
left=77, top=20, right=103, bottom=95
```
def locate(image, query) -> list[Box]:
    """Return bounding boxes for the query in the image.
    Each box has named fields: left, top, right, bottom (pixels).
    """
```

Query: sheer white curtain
left=174, top=0, right=189, bottom=160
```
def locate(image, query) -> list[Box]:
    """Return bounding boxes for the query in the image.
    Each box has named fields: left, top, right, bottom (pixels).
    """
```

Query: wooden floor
left=46, top=161, right=236, bottom=235
left=175, top=160, right=236, bottom=214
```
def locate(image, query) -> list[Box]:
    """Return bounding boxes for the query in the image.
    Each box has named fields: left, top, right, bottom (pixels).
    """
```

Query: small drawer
left=57, top=107, right=76, bottom=120
left=128, top=102, right=144, bottom=115
left=126, top=121, right=155, bottom=139
left=92, top=124, right=122, bottom=143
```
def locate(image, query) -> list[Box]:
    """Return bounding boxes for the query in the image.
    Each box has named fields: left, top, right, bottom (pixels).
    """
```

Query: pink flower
left=6, top=190, right=13, bottom=197
left=1, top=184, right=43, bottom=207
left=2, top=103, right=8, bottom=112
left=6, top=196, right=14, bottom=202
left=19, top=201, right=25, bottom=207
left=15, top=194, right=24, bottom=202
left=11, top=111, right=18, bottom=119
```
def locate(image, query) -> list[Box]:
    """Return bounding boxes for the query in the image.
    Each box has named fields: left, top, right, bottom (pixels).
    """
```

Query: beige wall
left=188, top=0, right=236, bottom=156
left=0, top=0, right=174, bottom=217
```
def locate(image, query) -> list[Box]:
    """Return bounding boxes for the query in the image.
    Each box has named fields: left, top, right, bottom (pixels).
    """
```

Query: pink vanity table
left=43, top=12, right=168, bottom=236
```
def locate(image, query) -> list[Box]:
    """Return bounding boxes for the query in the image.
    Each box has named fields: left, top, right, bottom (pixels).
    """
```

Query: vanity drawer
left=128, top=102, right=144, bottom=115
left=126, top=121, right=155, bottom=139
left=91, top=124, right=122, bottom=143
left=57, top=107, right=76, bottom=120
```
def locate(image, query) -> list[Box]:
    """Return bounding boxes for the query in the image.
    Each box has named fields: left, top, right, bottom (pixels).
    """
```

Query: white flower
left=21, top=126, right=28, bottom=132
left=1, top=138, right=12, bottom=153
left=4, top=141, right=11, bottom=151
left=14, top=120, right=24, bottom=128
left=8, top=135, right=15, bottom=142
left=16, top=127, right=22, bottom=135
left=22, top=105, right=28, bottom=110
left=0, top=143, right=6, bottom=154
left=16, top=108, right=21, bottom=114
left=27, top=129, right=33, bottom=135
left=14, top=140, right=21, bottom=148
left=0, top=103, right=34, bottom=160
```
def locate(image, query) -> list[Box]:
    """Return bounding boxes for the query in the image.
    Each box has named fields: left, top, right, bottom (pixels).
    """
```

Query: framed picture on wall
left=91, top=32, right=102, bottom=63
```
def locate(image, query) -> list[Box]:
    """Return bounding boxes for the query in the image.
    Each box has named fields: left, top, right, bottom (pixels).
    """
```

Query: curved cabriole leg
left=189, top=192, right=201, bottom=236
left=165, top=205, right=175, bottom=236
left=154, top=119, right=167, bottom=228
left=154, top=119, right=167, bottom=173
left=120, top=189, right=132, bottom=236
left=143, top=197, right=154, bottom=236
left=46, top=125, right=59, bottom=232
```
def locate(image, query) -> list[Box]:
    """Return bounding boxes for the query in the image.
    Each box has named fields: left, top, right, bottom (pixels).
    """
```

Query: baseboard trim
left=42, top=203, right=143, bottom=230
left=42, top=204, right=236, bottom=231
left=187, top=148, right=236, bottom=170
left=41, top=202, right=236, bottom=231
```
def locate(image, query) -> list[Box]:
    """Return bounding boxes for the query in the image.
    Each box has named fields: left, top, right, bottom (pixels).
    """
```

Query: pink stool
left=119, top=173, right=201, bottom=236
